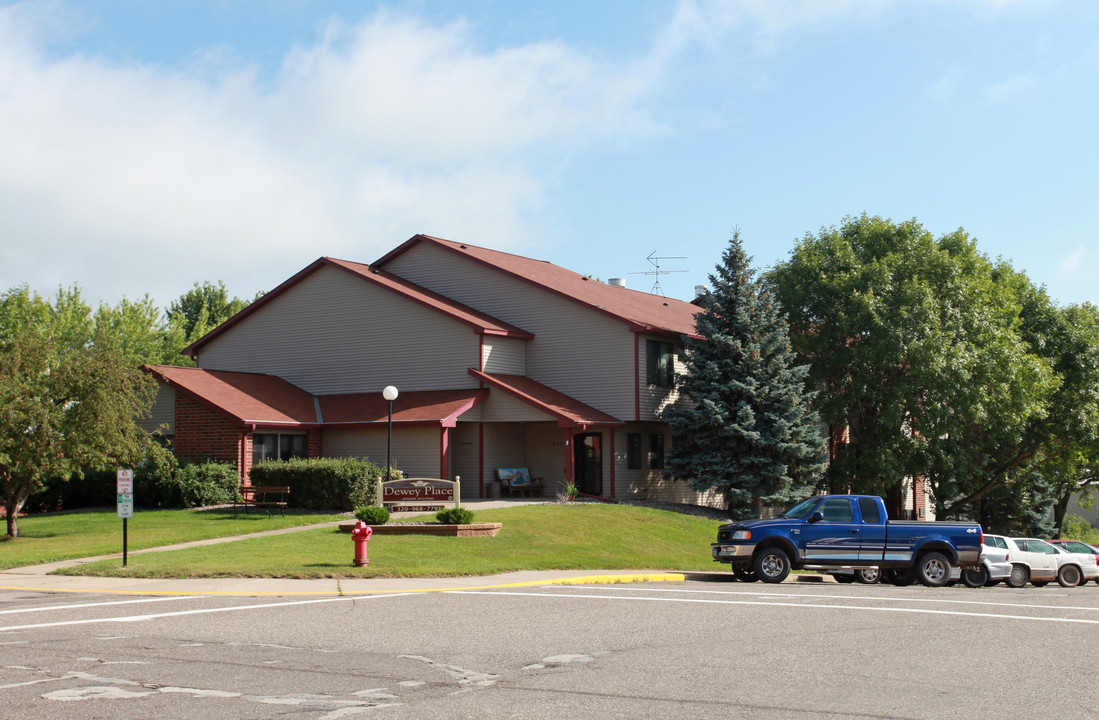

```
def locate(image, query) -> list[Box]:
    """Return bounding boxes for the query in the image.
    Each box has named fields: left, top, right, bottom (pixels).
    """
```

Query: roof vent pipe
left=608, top=278, right=626, bottom=288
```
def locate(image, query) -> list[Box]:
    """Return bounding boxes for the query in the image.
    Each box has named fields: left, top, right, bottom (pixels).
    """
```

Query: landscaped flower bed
left=337, top=521, right=501, bottom=537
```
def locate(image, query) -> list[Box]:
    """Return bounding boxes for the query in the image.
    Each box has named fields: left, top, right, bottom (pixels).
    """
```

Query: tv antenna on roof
left=630, top=251, right=688, bottom=296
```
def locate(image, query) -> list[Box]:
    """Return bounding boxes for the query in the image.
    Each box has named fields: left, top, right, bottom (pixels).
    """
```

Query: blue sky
left=1, top=0, right=1096, bottom=310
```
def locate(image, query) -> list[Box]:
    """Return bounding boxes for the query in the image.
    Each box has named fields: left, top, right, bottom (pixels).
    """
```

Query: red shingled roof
left=469, top=369, right=622, bottom=428
left=144, top=365, right=489, bottom=428
left=319, top=389, right=487, bottom=428
left=375, top=234, right=702, bottom=338
left=144, top=365, right=318, bottom=426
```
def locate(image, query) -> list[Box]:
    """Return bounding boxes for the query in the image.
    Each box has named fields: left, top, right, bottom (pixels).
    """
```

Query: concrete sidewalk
left=0, top=498, right=832, bottom=596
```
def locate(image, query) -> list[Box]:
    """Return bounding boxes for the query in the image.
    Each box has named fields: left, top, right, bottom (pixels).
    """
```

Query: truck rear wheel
left=855, top=568, right=880, bottom=584
left=916, top=552, right=951, bottom=587
left=753, top=547, right=791, bottom=583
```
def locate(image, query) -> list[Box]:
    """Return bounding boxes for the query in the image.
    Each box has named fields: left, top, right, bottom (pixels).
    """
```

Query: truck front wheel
left=753, top=547, right=791, bottom=583
left=916, top=551, right=951, bottom=587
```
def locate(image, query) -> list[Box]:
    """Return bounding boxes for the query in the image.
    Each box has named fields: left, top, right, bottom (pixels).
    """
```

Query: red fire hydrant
left=351, top=521, right=373, bottom=567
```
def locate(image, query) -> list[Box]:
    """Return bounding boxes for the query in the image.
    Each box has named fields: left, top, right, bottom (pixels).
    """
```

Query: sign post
left=117, top=469, right=134, bottom=567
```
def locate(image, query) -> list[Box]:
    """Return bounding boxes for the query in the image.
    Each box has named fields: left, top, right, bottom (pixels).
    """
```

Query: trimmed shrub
left=436, top=507, right=474, bottom=525
left=28, top=454, right=180, bottom=513
left=146, top=461, right=239, bottom=509
left=249, top=457, right=382, bottom=511
left=27, top=469, right=117, bottom=513
left=354, top=505, right=391, bottom=525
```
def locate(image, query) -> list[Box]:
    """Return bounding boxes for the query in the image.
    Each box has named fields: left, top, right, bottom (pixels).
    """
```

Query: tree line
left=668, top=215, right=1099, bottom=536
left=0, top=281, right=255, bottom=536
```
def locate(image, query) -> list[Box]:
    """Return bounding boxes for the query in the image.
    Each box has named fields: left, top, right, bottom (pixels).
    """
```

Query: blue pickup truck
left=711, top=495, right=983, bottom=587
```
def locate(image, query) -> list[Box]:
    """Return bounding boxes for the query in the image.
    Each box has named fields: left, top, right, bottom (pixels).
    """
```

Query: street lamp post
left=382, top=385, right=399, bottom=482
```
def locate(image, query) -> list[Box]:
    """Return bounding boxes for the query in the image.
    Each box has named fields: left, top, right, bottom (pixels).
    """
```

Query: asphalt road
left=3, top=578, right=1098, bottom=719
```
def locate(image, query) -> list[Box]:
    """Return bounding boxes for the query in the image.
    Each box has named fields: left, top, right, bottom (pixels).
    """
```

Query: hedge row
left=29, top=457, right=384, bottom=514
left=249, top=457, right=382, bottom=511
left=29, top=461, right=241, bottom=512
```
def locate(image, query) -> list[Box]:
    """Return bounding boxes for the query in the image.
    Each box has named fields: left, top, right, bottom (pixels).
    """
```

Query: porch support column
left=440, top=426, right=450, bottom=481
left=609, top=428, right=616, bottom=499
left=478, top=423, right=485, bottom=498
left=564, top=427, right=575, bottom=484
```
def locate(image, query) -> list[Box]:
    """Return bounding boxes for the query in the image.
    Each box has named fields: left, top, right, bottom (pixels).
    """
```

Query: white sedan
left=1006, top=537, right=1098, bottom=588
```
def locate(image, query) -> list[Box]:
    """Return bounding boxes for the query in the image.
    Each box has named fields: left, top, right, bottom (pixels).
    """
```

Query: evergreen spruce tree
left=664, top=230, right=825, bottom=518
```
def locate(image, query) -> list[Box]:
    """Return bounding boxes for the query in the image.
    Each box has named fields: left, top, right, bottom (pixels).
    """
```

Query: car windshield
left=782, top=497, right=820, bottom=520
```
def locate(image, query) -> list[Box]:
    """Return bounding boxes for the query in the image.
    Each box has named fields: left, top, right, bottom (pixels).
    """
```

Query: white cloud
left=0, top=0, right=1058, bottom=308
left=1058, top=248, right=1086, bottom=275
left=925, top=66, right=962, bottom=101
left=0, top=4, right=664, bottom=307
left=984, top=72, right=1041, bottom=103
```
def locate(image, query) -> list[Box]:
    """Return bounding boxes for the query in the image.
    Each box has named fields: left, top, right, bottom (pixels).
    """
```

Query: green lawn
left=53, top=504, right=725, bottom=579
left=0, top=508, right=347, bottom=570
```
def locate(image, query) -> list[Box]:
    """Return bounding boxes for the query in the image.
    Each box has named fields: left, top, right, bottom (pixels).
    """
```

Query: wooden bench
left=496, top=468, right=542, bottom=497
left=234, top=485, right=290, bottom=517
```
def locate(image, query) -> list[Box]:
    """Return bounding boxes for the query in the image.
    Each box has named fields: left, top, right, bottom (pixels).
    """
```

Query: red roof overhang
left=318, top=389, right=488, bottom=428
left=468, top=368, right=623, bottom=429
left=144, top=365, right=489, bottom=429
left=143, top=365, right=320, bottom=427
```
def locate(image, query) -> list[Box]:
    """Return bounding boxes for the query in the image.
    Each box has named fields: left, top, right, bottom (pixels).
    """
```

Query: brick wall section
left=308, top=429, right=323, bottom=458
left=174, top=394, right=245, bottom=477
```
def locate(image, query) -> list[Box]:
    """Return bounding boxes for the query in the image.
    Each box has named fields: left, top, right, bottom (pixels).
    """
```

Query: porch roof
left=144, top=365, right=318, bottom=426
left=318, top=389, right=488, bottom=428
left=468, top=368, right=623, bottom=428
left=143, top=365, right=488, bottom=428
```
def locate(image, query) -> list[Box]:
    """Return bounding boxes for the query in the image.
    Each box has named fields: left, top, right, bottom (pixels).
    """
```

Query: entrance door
left=573, top=433, right=602, bottom=496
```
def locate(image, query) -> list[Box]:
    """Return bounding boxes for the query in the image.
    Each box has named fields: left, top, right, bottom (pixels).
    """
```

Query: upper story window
left=646, top=340, right=675, bottom=387
left=253, top=433, right=306, bottom=465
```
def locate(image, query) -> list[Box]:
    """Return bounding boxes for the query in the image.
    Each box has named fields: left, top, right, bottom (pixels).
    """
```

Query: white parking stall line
left=0, top=596, right=208, bottom=616
left=0, top=593, right=413, bottom=633
left=451, top=589, right=1099, bottom=625
left=552, top=584, right=1099, bottom=613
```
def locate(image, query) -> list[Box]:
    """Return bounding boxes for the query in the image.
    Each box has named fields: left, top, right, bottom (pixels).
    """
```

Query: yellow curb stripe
left=0, top=573, right=686, bottom=598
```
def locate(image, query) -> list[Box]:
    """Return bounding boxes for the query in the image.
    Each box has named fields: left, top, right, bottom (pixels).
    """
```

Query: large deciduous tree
left=766, top=214, right=1071, bottom=523
left=0, top=287, right=163, bottom=537
left=166, top=281, right=252, bottom=350
left=664, top=230, right=825, bottom=517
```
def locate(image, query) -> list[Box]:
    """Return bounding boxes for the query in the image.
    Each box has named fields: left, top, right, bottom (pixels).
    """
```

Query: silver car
left=953, top=533, right=1012, bottom=587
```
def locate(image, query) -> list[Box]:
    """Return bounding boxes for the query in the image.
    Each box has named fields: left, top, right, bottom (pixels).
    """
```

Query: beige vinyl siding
left=482, top=336, right=526, bottom=374
left=197, top=264, right=481, bottom=395
left=139, top=383, right=176, bottom=434
left=323, top=426, right=444, bottom=479
left=637, top=334, right=687, bottom=422
left=612, top=424, right=724, bottom=508
left=452, top=423, right=481, bottom=498
left=525, top=423, right=569, bottom=494
left=385, top=245, right=634, bottom=419
left=480, top=389, right=556, bottom=423
left=482, top=423, right=526, bottom=485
